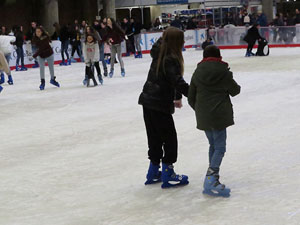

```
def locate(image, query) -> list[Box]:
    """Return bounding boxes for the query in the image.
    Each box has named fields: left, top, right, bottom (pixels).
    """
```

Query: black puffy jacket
left=138, top=38, right=189, bottom=114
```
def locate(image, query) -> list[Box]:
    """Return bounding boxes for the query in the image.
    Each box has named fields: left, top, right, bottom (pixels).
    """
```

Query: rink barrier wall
left=8, top=26, right=300, bottom=69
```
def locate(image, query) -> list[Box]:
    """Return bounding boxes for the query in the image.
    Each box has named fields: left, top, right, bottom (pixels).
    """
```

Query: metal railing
left=207, top=25, right=300, bottom=46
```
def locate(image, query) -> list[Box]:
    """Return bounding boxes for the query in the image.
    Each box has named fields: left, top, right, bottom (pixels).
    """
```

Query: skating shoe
left=121, top=68, right=125, bottom=77
left=15, top=64, right=20, bottom=71
left=20, top=66, right=28, bottom=71
left=145, top=162, right=162, bottom=185
left=98, top=75, right=103, bottom=85
left=109, top=69, right=114, bottom=78
left=138, top=52, right=143, bottom=58
left=32, top=62, right=39, bottom=68
left=50, top=77, right=60, bottom=87
left=59, top=60, right=67, bottom=66
left=203, top=168, right=231, bottom=197
left=161, top=163, right=189, bottom=188
left=7, top=75, right=13, bottom=85
left=104, top=68, right=108, bottom=77
left=39, top=79, right=45, bottom=90
left=0, top=73, right=4, bottom=84
left=71, top=58, right=77, bottom=63
left=0, top=85, right=3, bottom=93
left=67, top=59, right=71, bottom=65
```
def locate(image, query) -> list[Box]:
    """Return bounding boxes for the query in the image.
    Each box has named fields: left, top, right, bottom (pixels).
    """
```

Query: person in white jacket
left=0, top=35, right=15, bottom=85
left=82, top=34, right=102, bottom=87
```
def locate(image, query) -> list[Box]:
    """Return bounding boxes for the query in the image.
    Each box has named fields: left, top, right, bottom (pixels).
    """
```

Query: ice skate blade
left=145, top=178, right=162, bottom=185
left=161, top=180, right=189, bottom=189
left=202, top=188, right=230, bottom=198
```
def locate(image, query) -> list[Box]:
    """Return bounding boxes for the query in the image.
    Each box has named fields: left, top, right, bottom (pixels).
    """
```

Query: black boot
left=40, top=79, right=45, bottom=90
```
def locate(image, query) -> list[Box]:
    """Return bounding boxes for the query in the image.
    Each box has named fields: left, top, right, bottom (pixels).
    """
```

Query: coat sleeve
left=188, top=78, right=197, bottom=110
left=224, top=70, right=241, bottom=97
left=164, top=58, right=189, bottom=98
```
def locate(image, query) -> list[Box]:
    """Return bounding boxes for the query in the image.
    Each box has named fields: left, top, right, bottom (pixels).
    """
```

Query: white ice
left=1, top=48, right=300, bottom=225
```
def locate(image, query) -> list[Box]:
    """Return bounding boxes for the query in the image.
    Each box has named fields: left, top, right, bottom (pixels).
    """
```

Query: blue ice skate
left=203, top=174, right=231, bottom=198
left=0, top=73, right=4, bottom=84
left=15, top=64, right=20, bottom=71
left=32, top=62, right=39, bottom=68
left=39, top=79, right=45, bottom=90
left=161, top=163, right=189, bottom=189
left=138, top=52, right=143, bottom=58
left=98, top=75, right=103, bottom=85
left=7, top=75, right=13, bottom=85
left=0, top=85, right=3, bottom=93
left=71, top=57, right=77, bottom=63
left=121, top=68, right=125, bottom=77
left=67, top=59, right=71, bottom=65
left=50, top=77, right=60, bottom=87
left=145, top=162, right=162, bottom=185
left=20, top=66, right=28, bottom=71
left=59, top=60, right=67, bottom=66
left=245, top=52, right=251, bottom=57
left=109, top=69, right=114, bottom=78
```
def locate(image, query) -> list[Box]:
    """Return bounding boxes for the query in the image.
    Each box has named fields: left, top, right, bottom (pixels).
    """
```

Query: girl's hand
left=174, top=99, right=183, bottom=108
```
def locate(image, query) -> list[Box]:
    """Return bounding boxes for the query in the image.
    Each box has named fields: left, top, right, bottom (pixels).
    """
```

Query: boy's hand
left=174, top=99, right=183, bottom=109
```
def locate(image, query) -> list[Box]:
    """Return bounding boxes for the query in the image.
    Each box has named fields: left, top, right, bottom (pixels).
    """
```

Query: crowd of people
left=0, top=17, right=145, bottom=92
left=0, top=8, right=300, bottom=92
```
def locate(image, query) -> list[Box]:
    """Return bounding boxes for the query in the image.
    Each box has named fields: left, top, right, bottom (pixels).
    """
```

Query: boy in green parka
left=188, top=45, right=241, bottom=197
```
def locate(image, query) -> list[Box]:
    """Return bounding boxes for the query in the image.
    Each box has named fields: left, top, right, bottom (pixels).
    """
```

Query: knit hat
left=203, top=45, right=221, bottom=58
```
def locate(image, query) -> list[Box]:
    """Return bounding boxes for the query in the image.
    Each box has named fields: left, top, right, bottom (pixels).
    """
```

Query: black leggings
left=85, top=66, right=97, bottom=86
left=247, top=42, right=255, bottom=53
left=143, top=107, right=178, bottom=165
left=71, top=41, right=81, bottom=58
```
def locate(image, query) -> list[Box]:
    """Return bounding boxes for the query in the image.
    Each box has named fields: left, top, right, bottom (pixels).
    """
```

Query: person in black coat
left=187, top=17, right=197, bottom=29
left=121, top=18, right=135, bottom=56
left=13, top=26, right=27, bottom=71
left=170, top=16, right=184, bottom=30
left=138, top=27, right=189, bottom=188
left=243, top=24, right=262, bottom=57
left=59, top=24, right=71, bottom=65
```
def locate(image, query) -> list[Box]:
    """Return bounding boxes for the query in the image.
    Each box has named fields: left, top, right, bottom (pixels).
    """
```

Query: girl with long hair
left=138, top=27, right=190, bottom=188
left=33, top=26, right=60, bottom=90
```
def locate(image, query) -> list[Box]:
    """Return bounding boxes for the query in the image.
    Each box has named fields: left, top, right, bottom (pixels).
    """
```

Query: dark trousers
left=143, top=107, right=178, bottom=165
left=16, top=46, right=24, bottom=66
left=85, top=65, right=97, bottom=86
left=61, top=40, right=70, bottom=61
left=247, top=41, right=255, bottom=53
left=126, top=35, right=135, bottom=54
left=71, top=41, right=81, bottom=58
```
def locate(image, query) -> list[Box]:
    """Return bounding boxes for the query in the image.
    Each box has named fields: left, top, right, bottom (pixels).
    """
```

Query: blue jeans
left=16, top=46, right=25, bottom=66
left=205, top=129, right=227, bottom=172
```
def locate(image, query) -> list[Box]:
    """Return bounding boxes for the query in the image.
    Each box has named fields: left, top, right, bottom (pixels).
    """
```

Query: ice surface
left=1, top=48, right=300, bottom=225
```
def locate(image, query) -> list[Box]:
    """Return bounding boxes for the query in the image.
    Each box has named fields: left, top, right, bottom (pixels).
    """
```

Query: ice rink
left=1, top=47, right=300, bottom=225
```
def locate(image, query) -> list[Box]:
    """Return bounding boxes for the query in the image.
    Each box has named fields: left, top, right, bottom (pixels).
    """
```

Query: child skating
left=139, top=27, right=190, bottom=188
left=188, top=45, right=241, bottom=197
left=82, top=34, right=102, bottom=87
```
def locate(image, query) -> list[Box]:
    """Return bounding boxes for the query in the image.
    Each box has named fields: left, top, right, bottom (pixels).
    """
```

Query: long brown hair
left=156, top=27, right=185, bottom=76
